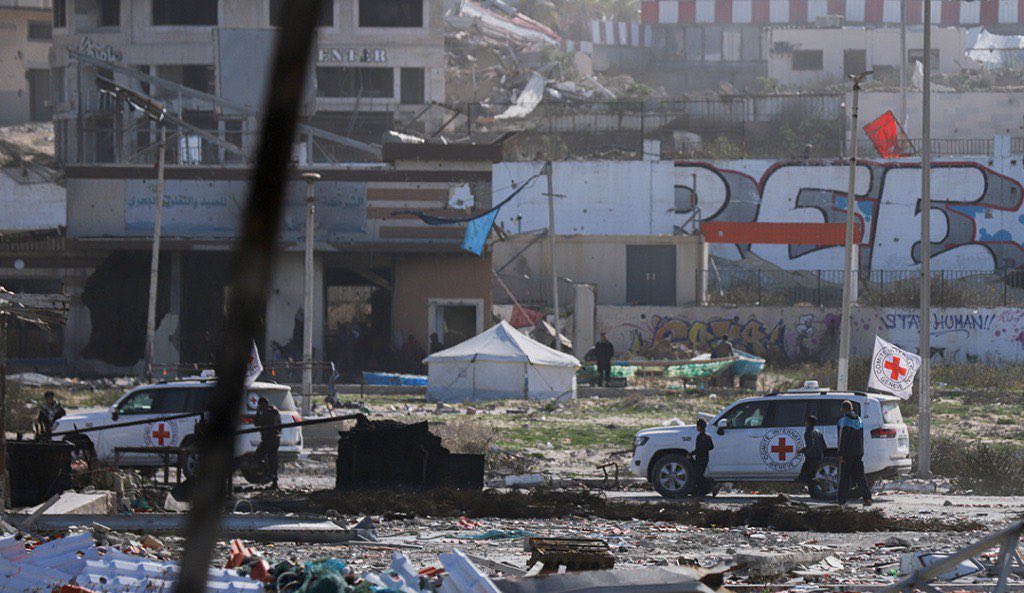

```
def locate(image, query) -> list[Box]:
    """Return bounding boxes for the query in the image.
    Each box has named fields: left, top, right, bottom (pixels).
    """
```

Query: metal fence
left=704, top=268, right=1024, bottom=307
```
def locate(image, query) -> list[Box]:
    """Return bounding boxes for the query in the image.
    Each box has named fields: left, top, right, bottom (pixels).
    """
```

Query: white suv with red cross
left=629, top=383, right=912, bottom=498
left=53, top=378, right=303, bottom=476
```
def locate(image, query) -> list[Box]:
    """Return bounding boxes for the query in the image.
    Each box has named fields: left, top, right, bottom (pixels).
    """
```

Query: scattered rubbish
left=336, top=418, right=485, bottom=491
left=733, top=548, right=832, bottom=578
left=899, top=552, right=985, bottom=581
left=526, top=537, right=615, bottom=574
left=464, top=529, right=535, bottom=541
left=494, top=565, right=728, bottom=593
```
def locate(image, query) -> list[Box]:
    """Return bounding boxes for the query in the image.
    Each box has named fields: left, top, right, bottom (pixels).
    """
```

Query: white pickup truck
left=53, top=378, right=303, bottom=476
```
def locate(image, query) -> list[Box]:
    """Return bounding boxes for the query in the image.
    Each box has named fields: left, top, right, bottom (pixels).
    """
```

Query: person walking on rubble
left=797, top=415, right=826, bottom=498
left=691, top=418, right=714, bottom=498
left=35, top=391, right=66, bottom=439
left=254, top=397, right=282, bottom=489
left=593, top=332, right=615, bottom=387
left=837, top=400, right=872, bottom=506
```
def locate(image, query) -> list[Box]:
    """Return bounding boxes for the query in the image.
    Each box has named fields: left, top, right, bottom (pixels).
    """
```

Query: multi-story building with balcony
left=0, top=0, right=53, bottom=124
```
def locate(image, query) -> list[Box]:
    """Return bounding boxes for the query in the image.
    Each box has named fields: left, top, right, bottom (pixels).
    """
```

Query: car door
left=104, top=389, right=159, bottom=464
left=708, top=400, right=773, bottom=478
left=756, top=399, right=811, bottom=479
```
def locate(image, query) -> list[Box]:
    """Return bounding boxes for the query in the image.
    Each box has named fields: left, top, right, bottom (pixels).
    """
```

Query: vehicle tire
left=64, top=436, right=95, bottom=467
left=179, top=437, right=200, bottom=479
left=812, top=457, right=841, bottom=500
left=650, top=453, right=693, bottom=499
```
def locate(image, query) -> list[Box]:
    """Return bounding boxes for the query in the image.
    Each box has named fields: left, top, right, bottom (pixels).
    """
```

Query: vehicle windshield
left=881, top=401, right=903, bottom=424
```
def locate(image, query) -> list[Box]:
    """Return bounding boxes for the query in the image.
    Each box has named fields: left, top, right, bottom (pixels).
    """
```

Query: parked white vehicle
left=629, top=382, right=911, bottom=498
left=52, top=378, right=303, bottom=476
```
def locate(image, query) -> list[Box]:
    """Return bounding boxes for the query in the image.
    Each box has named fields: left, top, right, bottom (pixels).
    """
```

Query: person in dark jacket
left=593, top=333, right=615, bottom=387
left=691, top=418, right=714, bottom=498
left=35, top=391, right=66, bottom=439
left=797, top=415, right=826, bottom=497
left=254, top=397, right=283, bottom=489
left=837, top=400, right=872, bottom=506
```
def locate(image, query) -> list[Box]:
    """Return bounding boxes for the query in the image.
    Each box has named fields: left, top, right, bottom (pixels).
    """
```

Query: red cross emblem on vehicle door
left=884, top=356, right=907, bottom=381
left=152, top=423, right=171, bottom=446
left=771, top=436, right=794, bottom=461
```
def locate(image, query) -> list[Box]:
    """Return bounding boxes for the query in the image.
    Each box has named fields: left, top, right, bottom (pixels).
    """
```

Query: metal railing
left=704, top=268, right=1024, bottom=307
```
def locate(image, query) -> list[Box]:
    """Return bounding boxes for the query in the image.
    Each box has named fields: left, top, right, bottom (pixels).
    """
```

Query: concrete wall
left=493, top=233, right=707, bottom=306
left=493, top=150, right=1024, bottom=273
left=0, top=5, right=52, bottom=125
left=596, top=305, right=1024, bottom=364
left=0, top=172, right=65, bottom=230
left=391, top=253, right=493, bottom=349
left=854, top=91, right=1024, bottom=142
left=768, top=26, right=966, bottom=87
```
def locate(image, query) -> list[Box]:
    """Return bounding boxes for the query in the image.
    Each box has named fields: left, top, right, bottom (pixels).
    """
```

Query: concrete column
left=153, top=251, right=181, bottom=369
left=573, top=283, right=596, bottom=358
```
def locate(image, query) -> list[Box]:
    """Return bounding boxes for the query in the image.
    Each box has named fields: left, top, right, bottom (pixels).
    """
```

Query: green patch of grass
left=495, top=421, right=639, bottom=450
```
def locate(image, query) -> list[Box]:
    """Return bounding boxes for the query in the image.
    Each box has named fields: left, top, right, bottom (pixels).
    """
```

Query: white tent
left=424, top=321, right=581, bottom=402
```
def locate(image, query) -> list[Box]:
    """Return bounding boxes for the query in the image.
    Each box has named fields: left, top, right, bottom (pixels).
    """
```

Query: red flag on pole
left=864, top=110, right=914, bottom=158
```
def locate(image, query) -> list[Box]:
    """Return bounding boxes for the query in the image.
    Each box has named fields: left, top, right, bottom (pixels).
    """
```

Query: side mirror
left=717, top=419, right=728, bottom=435
left=110, top=407, right=119, bottom=421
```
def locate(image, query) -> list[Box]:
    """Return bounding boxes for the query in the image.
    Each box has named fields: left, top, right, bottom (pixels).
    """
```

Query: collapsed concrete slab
left=23, top=491, right=116, bottom=516
left=733, top=548, right=833, bottom=578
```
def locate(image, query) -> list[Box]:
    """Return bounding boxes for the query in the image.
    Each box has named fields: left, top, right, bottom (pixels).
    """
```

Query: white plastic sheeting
left=494, top=73, right=547, bottom=120
left=967, top=28, right=1024, bottom=68
left=425, top=321, right=580, bottom=402
left=0, top=534, right=262, bottom=593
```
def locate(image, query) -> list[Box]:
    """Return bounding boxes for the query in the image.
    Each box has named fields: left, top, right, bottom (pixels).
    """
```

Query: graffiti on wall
left=675, top=160, right=1024, bottom=272
left=602, top=307, right=1024, bottom=364
left=618, top=312, right=828, bottom=361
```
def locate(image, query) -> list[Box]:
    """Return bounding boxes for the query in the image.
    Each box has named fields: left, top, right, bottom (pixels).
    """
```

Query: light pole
left=545, top=161, right=561, bottom=351
left=97, top=82, right=167, bottom=380
left=144, top=121, right=168, bottom=380
left=301, top=172, right=320, bottom=414
left=837, top=70, right=872, bottom=392
left=918, top=0, right=933, bottom=479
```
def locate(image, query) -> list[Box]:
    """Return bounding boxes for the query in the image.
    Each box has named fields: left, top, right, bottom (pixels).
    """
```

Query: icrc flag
left=868, top=336, right=921, bottom=400
left=244, top=340, right=263, bottom=387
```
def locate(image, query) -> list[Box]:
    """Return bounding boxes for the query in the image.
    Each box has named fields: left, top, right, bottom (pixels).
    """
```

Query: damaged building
left=2, top=0, right=500, bottom=376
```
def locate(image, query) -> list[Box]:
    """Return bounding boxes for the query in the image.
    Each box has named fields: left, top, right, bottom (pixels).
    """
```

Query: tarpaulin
left=462, top=208, right=500, bottom=255
left=864, top=110, right=914, bottom=158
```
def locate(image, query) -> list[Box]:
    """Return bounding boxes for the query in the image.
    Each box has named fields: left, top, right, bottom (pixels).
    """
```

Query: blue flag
left=461, top=208, right=500, bottom=255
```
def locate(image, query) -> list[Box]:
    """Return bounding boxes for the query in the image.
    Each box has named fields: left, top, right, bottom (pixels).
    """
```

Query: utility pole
left=144, top=122, right=168, bottom=380
left=918, top=0, right=933, bottom=479
left=899, top=0, right=907, bottom=126
left=545, top=161, right=561, bottom=351
left=0, top=315, right=7, bottom=509
left=837, top=70, right=872, bottom=391
left=301, top=172, right=320, bottom=414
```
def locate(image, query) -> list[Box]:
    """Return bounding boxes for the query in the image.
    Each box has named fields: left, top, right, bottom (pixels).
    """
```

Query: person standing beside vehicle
left=36, top=391, right=66, bottom=439
left=254, top=397, right=282, bottom=489
left=593, top=333, right=615, bottom=387
left=797, top=415, right=826, bottom=497
left=837, top=400, right=872, bottom=506
left=691, top=418, right=714, bottom=498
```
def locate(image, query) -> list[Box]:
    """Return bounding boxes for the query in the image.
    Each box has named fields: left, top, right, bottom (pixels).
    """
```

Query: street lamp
left=100, top=82, right=169, bottom=380
left=300, top=171, right=320, bottom=414
left=918, top=0, right=934, bottom=479
left=837, top=69, right=872, bottom=391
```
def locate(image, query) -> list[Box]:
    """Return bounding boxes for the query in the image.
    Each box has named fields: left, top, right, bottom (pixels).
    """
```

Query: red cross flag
left=868, top=336, right=921, bottom=400
left=245, top=340, right=263, bottom=387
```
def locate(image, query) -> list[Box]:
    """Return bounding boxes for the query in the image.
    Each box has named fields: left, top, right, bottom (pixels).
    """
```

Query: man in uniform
left=593, top=333, right=615, bottom=387
left=36, top=391, right=66, bottom=439
left=254, top=397, right=282, bottom=489
left=837, top=400, right=872, bottom=506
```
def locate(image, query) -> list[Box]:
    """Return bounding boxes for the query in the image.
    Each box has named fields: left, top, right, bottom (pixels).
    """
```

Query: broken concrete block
left=141, top=535, right=164, bottom=552
left=26, top=491, right=116, bottom=516
left=733, top=548, right=832, bottom=578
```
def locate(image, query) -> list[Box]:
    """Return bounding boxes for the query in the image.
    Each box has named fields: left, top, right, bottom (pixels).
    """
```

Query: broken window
left=400, top=68, right=425, bottom=104
left=100, top=0, right=120, bottom=26
left=359, top=0, right=423, bottom=27
left=316, top=67, right=394, bottom=98
left=152, top=0, right=218, bottom=26
left=28, top=21, right=52, bottom=41
left=271, top=0, right=332, bottom=26
left=154, top=64, right=215, bottom=95
left=53, top=0, right=67, bottom=27
left=792, top=50, right=823, bottom=71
